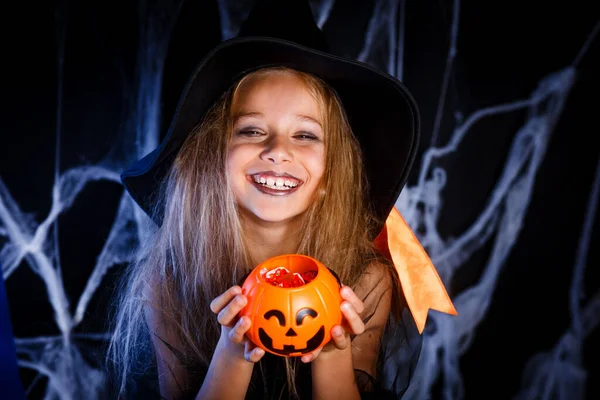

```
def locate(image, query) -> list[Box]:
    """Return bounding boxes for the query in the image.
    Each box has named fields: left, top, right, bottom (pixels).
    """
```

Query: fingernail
left=333, top=327, right=343, bottom=337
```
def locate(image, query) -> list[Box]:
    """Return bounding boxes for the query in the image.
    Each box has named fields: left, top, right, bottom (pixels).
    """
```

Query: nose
left=285, top=328, right=297, bottom=337
left=260, top=135, right=292, bottom=164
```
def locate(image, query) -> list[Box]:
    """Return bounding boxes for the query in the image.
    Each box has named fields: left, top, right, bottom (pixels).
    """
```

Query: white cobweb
left=0, top=0, right=598, bottom=399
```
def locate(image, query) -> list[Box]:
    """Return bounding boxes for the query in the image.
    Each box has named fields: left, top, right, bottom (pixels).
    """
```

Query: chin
left=255, top=212, right=302, bottom=224
left=245, top=207, right=307, bottom=225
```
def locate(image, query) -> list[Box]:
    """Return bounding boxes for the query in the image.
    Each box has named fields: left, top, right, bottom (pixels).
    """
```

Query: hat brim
left=121, top=36, right=420, bottom=233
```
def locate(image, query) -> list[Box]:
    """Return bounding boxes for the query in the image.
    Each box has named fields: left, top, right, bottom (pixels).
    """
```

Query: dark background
left=1, top=0, right=599, bottom=399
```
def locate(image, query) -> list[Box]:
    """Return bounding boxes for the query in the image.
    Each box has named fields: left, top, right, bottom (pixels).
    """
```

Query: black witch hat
left=121, top=0, right=420, bottom=233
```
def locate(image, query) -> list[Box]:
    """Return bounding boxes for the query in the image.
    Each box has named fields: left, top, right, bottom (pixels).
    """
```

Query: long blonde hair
left=107, top=66, right=383, bottom=397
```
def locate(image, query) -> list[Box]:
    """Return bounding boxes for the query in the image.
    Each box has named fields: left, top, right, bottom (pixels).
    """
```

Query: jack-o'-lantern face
left=240, top=254, right=342, bottom=357
left=258, top=306, right=325, bottom=356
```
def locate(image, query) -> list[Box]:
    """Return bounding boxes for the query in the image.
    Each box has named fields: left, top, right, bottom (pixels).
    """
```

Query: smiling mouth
left=248, top=173, right=303, bottom=195
left=258, top=326, right=325, bottom=356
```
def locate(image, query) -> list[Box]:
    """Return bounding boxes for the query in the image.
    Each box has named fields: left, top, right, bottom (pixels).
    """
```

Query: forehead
left=231, top=71, right=321, bottom=119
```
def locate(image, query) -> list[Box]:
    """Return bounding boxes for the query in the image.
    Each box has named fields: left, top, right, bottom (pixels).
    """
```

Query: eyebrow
left=233, top=111, right=322, bottom=127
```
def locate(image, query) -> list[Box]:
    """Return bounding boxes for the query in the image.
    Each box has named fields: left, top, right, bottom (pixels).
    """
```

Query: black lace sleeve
left=350, top=260, right=423, bottom=399
left=377, top=305, right=423, bottom=398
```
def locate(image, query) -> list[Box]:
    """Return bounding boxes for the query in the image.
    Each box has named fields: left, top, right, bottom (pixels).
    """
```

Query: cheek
left=303, top=148, right=326, bottom=183
left=226, top=145, right=240, bottom=171
left=226, top=150, right=245, bottom=201
left=226, top=145, right=251, bottom=179
left=225, top=159, right=236, bottom=190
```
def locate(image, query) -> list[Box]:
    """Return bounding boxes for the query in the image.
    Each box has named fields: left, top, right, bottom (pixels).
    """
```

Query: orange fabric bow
left=374, top=206, right=457, bottom=333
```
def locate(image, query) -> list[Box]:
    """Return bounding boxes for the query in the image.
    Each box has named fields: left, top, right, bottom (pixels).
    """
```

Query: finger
left=244, top=341, right=265, bottom=363
left=341, top=301, right=365, bottom=335
left=228, top=316, right=251, bottom=343
left=330, top=325, right=350, bottom=349
left=210, top=286, right=242, bottom=314
left=301, top=347, right=321, bottom=363
left=340, top=286, right=364, bottom=314
left=217, top=294, right=247, bottom=326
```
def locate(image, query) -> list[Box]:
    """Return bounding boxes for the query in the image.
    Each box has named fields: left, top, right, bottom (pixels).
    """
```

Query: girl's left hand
left=300, top=284, right=365, bottom=363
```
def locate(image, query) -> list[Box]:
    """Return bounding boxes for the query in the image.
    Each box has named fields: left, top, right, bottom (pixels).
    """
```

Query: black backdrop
left=1, top=0, right=599, bottom=399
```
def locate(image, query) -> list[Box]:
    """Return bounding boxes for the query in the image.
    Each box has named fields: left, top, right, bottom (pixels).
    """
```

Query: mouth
left=258, top=326, right=325, bottom=356
left=248, top=172, right=303, bottom=195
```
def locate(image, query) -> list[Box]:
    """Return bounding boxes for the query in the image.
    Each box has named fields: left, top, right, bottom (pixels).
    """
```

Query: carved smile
left=258, top=326, right=325, bottom=356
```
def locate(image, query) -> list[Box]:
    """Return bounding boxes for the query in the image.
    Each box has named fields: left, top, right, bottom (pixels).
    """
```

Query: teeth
left=252, top=174, right=299, bottom=189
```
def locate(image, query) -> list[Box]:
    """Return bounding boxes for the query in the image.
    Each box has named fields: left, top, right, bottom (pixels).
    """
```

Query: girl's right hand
left=210, top=285, right=266, bottom=363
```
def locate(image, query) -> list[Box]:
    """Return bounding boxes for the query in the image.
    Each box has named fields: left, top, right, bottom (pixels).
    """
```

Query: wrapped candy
left=261, top=266, right=318, bottom=287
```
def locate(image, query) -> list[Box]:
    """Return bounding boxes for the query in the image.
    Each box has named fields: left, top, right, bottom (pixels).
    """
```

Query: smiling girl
left=228, top=69, right=326, bottom=235
left=107, top=0, right=455, bottom=399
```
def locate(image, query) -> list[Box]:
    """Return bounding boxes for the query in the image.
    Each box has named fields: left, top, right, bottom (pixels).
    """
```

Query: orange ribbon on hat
left=374, top=206, right=458, bottom=334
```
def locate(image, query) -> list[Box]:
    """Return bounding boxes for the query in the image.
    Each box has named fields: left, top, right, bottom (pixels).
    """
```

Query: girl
left=108, top=0, right=454, bottom=398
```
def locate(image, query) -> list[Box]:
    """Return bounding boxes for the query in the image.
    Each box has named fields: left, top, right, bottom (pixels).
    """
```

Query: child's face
left=227, top=71, right=325, bottom=227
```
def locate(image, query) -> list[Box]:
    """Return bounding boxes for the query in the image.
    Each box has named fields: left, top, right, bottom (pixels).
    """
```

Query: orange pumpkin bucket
left=239, top=254, right=342, bottom=357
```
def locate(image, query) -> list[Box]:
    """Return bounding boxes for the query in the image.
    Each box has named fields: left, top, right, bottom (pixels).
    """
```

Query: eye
left=294, top=132, right=318, bottom=140
left=238, top=129, right=265, bottom=137
left=296, top=308, right=318, bottom=325
left=264, top=310, right=286, bottom=326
